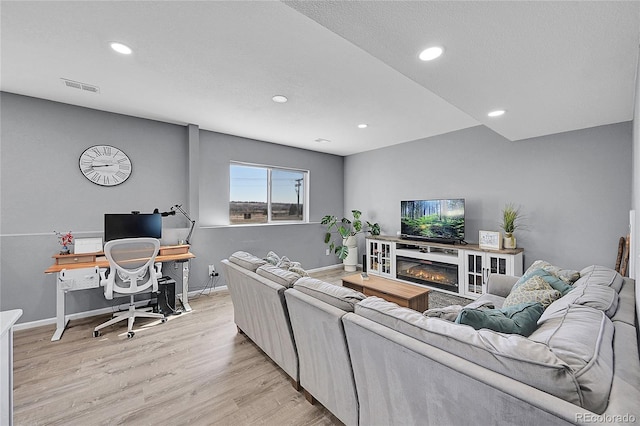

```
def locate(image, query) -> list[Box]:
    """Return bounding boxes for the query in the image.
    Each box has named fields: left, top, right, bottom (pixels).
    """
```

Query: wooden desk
left=45, top=246, right=195, bottom=341
left=342, top=273, right=430, bottom=312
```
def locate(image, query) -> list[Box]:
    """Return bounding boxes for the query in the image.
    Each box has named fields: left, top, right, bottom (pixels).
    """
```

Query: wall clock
left=79, top=145, right=132, bottom=187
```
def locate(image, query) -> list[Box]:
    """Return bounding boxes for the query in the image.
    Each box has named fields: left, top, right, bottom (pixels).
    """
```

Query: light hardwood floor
left=13, top=288, right=341, bottom=426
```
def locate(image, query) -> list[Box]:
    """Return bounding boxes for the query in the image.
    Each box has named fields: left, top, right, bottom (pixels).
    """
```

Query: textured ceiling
left=1, top=1, right=639, bottom=156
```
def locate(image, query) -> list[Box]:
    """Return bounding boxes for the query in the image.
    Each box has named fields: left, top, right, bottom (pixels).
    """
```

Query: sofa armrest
left=486, top=274, right=519, bottom=298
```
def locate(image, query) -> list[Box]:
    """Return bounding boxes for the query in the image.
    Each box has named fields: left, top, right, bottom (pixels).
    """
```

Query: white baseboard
left=306, top=263, right=346, bottom=273
left=13, top=285, right=229, bottom=331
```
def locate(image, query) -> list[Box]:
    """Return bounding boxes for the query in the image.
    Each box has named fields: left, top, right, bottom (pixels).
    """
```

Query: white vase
left=503, top=233, right=516, bottom=249
left=343, top=235, right=358, bottom=272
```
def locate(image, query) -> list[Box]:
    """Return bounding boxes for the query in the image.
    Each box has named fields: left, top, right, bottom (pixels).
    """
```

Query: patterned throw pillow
left=514, top=267, right=573, bottom=296
left=288, top=261, right=309, bottom=277
left=276, top=256, right=292, bottom=270
left=503, top=275, right=562, bottom=309
left=264, top=251, right=280, bottom=266
left=526, top=260, right=580, bottom=285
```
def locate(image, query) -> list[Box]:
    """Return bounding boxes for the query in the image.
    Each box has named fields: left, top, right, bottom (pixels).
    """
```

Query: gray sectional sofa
left=222, top=251, right=640, bottom=426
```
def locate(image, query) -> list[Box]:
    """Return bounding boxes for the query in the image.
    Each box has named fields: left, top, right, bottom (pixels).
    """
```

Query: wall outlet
left=208, top=264, right=216, bottom=276
left=325, top=248, right=330, bottom=256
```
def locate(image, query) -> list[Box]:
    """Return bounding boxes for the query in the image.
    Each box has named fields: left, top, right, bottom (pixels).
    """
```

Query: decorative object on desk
left=321, top=209, right=380, bottom=271
left=54, top=230, right=73, bottom=254
left=154, top=204, right=196, bottom=244
left=499, top=203, right=524, bottom=249
left=479, top=230, right=502, bottom=250
left=74, top=238, right=103, bottom=254
left=79, top=145, right=132, bottom=187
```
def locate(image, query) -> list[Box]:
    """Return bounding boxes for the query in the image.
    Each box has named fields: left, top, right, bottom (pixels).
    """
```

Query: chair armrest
left=486, top=274, right=519, bottom=298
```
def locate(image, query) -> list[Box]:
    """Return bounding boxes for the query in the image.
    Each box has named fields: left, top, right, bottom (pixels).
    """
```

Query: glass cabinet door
left=367, top=239, right=394, bottom=277
left=487, top=254, right=509, bottom=276
left=466, top=253, right=484, bottom=296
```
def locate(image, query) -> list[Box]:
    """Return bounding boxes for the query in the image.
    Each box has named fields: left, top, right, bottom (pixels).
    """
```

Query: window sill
left=200, top=221, right=321, bottom=229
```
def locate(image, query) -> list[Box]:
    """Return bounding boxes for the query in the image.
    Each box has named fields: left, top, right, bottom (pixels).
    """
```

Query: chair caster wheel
left=161, top=317, right=167, bottom=323
left=127, top=331, right=135, bottom=339
left=93, top=330, right=101, bottom=338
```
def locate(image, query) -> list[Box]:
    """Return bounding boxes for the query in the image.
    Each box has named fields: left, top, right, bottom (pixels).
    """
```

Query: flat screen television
left=104, top=213, right=162, bottom=242
left=400, top=199, right=465, bottom=243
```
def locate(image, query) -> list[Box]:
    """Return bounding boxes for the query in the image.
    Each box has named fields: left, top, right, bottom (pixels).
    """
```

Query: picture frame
left=479, top=230, right=502, bottom=250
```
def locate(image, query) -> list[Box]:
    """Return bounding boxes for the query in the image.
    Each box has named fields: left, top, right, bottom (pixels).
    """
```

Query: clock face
left=79, top=145, right=132, bottom=187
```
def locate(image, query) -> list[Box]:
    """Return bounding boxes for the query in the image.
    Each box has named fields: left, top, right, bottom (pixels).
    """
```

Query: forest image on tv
left=401, top=199, right=465, bottom=241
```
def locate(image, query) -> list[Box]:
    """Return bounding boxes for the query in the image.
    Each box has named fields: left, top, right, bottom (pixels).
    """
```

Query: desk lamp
left=153, top=204, right=196, bottom=245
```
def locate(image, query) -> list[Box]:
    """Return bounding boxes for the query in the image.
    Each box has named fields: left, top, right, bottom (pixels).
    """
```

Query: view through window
left=229, top=163, right=307, bottom=224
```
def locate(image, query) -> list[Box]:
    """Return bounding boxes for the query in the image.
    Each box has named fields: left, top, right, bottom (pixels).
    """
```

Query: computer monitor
left=104, top=213, right=162, bottom=242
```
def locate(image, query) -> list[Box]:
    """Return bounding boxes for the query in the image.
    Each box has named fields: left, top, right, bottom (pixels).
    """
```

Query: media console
left=366, top=236, right=524, bottom=298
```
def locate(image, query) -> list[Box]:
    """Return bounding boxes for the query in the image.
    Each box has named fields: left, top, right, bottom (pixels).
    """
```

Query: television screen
left=401, top=199, right=465, bottom=243
left=104, top=213, right=162, bottom=242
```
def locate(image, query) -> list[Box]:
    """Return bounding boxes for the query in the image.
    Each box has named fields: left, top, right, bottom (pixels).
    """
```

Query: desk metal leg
left=51, top=276, right=69, bottom=341
left=179, top=260, right=192, bottom=312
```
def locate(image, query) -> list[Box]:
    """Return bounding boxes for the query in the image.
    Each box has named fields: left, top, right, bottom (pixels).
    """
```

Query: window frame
left=229, top=161, right=309, bottom=225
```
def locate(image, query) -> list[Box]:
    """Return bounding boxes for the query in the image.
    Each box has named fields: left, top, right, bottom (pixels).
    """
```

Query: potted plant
left=499, top=203, right=522, bottom=249
left=321, top=210, right=380, bottom=271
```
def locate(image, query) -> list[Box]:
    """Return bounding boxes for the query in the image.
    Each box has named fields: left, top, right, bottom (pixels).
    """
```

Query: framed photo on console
left=479, top=230, right=502, bottom=250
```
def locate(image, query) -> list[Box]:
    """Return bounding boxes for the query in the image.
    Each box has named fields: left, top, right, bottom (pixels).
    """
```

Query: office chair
left=93, top=237, right=166, bottom=338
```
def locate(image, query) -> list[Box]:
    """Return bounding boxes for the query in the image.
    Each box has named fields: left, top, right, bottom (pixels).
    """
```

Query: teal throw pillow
left=455, top=302, right=545, bottom=337
left=514, top=268, right=573, bottom=296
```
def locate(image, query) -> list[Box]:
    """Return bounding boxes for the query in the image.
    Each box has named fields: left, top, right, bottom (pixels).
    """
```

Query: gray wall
left=0, top=92, right=343, bottom=323
left=345, top=123, right=633, bottom=272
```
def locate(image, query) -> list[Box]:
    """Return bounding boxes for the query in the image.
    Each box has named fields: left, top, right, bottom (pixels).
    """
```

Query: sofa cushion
left=514, top=268, right=573, bottom=296
left=455, top=302, right=544, bottom=336
left=294, top=278, right=365, bottom=312
left=256, top=264, right=300, bottom=288
left=576, top=265, right=624, bottom=292
left=503, top=275, right=562, bottom=308
left=538, top=282, right=619, bottom=323
left=355, top=297, right=614, bottom=413
left=531, top=305, right=614, bottom=414
left=525, top=260, right=580, bottom=284
left=611, top=278, right=636, bottom=326
left=229, top=251, right=267, bottom=271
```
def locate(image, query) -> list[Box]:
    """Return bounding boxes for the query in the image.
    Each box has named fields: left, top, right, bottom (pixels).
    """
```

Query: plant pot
left=343, top=235, right=358, bottom=272
left=503, top=233, right=517, bottom=249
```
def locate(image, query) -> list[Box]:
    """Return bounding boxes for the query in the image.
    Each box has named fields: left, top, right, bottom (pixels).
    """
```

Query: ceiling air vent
left=61, top=78, right=100, bottom=94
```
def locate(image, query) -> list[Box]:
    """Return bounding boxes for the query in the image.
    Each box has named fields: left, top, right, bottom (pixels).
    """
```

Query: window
left=230, top=163, right=307, bottom=224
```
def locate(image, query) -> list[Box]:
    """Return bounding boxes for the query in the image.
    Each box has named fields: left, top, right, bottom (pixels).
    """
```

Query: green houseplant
left=321, top=210, right=380, bottom=270
left=500, top=203, right=522, bottom=249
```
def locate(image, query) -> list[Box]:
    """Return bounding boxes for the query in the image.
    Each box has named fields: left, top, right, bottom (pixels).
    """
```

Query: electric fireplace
left=396, top=256, right=459, bottom=292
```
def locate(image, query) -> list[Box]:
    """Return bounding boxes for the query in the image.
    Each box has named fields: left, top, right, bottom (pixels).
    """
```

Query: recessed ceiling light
left=418, top=46, right=443, bottom=61
left=314, top=138, right=331, bottom=143
left=357, top=124, right=368, bottom=129
left=110, top=42, right=132, bottom=55
left=272, top=95, right=288, bottom=103
left=488, top=109, right=506, bottom=117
